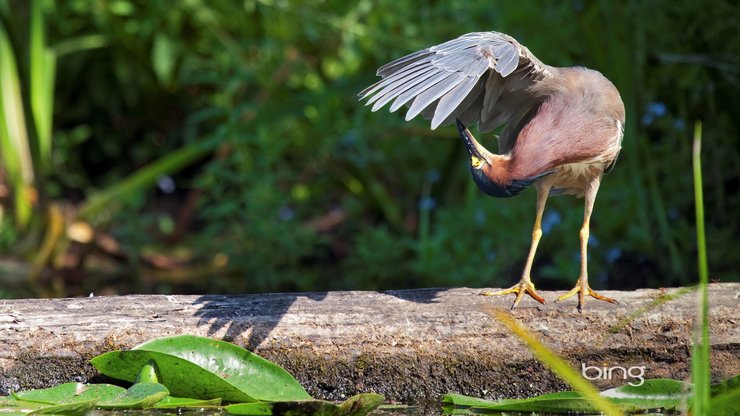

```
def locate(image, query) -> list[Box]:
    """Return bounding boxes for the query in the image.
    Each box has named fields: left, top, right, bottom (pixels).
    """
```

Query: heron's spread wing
left=359, top=32, right=554, bottom=152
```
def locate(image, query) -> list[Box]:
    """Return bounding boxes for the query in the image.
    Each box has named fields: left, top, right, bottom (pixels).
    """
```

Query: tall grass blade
left=483, top=307, right=624, bottom=416
left=78, top=141, right=217, bottom=221
left=0, top=17, right=34, bottom=228
left=30, top=0, right=56, bottom=169
left=690, top=121, right=710, bottom=415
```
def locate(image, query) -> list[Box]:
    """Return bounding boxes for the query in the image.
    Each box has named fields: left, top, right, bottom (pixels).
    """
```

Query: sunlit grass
left=483, top=307, right=624, bottom=416
left=691, top=121, right=710, bottom=414
left=0, top=15, right=34, bottom=229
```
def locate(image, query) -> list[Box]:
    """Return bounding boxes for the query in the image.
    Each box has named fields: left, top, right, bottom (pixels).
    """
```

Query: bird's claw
left=556, top=281, right=619, bottom=312
left=481, top=279, right=546, bottom=309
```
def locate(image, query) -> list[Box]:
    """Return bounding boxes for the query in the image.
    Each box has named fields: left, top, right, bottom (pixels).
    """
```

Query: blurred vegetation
left=0, top=0, right=737, bottom=298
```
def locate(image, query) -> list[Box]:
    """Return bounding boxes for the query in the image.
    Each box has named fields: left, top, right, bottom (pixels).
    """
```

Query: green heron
left=359, top=31, right=625, bottom=312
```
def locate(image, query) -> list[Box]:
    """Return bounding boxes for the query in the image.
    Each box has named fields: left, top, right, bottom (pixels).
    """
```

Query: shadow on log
left=0, top=284, right=738, bottom=404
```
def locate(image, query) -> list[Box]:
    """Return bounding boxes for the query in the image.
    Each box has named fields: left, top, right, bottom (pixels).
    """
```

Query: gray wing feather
left=406, top=73, right=465, bottom=120
left=432, top=75, right=480, bottom=128
left=361, top=58, right=432, bottom=99
left=359, top=31, right=554, bottom=149
left=389, top=70, right=450, bottom=111
left=369, top=66, right=438, bottom=110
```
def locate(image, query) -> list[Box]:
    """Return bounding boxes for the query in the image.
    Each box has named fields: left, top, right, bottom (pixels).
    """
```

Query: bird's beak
left=456, top=119, right=487, bottom=169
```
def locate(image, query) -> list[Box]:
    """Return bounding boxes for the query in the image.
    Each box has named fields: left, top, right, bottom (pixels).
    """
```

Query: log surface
left=1, top=284, right=738, bottom=403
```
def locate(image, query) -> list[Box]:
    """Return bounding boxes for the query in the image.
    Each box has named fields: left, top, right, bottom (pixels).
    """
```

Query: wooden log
left=1, top=284, right=738, bottom=404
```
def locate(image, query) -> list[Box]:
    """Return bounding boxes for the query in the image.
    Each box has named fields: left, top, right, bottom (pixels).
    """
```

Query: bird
left=358, top=31, right=625, bottom=312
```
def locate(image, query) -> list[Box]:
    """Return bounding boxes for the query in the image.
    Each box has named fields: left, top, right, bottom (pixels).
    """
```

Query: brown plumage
left=359, top=31, right=625, bottom=311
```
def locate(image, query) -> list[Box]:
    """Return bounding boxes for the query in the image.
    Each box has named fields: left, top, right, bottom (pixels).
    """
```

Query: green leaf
left=443, top=391, right=622, bottom=413
left=152, top=34, right=176, bottom=84
left=97, top=382, right=169, bottom=409
left=134, top=360, right=160, bottom=383
left=91, top=335, right=311, bottom=403
left=154, top=396, right=222, bottom=408
left=27, top=399, right=98, bottom=415
left=226, top=393, right=384, bottom=416
left=0, top=395, right=47, bottom=413
left=91, top=349, right=255, bottom=402
left=601, top=379, right=687, bottom=411
left=711, top=373, right=740, bottom=396
left=443, top=379, right=688, bottom=414
left=710, top=375, right=740, bottom=416
left=709, top=386, right=740, bottom=416
left=12, top=382, right=125, bottom=405
left=133, top=335, right=311, bottom=402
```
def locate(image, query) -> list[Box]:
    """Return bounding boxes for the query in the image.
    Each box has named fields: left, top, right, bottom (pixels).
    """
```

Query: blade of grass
left=29, top=203, right=64, bottom=288
left=77, top=140, right=217, bottom=221
left=0, top=17, right=34, bottom=228
left=30, top=0, right=55, bottom=169
left=690, top=120, right=710, bottom=415
left=483, top=307, right=624, bottom=416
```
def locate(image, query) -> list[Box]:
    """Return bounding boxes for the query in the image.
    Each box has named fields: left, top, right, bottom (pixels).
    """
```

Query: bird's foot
left=556, top=280, right=619, bottom=312
left=481, top=279, right=546, bottom=309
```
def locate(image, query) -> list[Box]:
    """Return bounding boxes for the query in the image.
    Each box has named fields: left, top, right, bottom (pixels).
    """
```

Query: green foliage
left=92, top=334, right=311, bottom=402
left=0, top=0, right=738, bottom=294
left=3, top=335, right=384, bottom=416
left=444, top=377, right=740, bottom=414
left=442, top=378, right=740, bottom=414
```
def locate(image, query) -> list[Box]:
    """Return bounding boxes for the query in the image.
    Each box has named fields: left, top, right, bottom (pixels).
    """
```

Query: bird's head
left=456, top=119, right=546, bottom=198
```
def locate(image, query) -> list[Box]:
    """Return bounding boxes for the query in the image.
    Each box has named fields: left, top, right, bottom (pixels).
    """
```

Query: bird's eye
left=471, top=155, right=485, bottom=169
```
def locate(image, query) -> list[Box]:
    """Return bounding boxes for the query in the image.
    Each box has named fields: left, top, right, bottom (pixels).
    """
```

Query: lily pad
left=91, top=335, right=311, bottom=403
left=92, top=349, right=255, bottom=402
left=133, top=335, right=311, bottom=401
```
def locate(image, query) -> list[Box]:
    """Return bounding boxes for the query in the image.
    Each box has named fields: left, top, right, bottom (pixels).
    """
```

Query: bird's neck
left=482, top=155, right=514, bottom=186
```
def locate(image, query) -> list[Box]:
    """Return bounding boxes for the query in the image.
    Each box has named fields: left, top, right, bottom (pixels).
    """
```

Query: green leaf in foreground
left=12, top=383, right=125, bottom=405
left=443, top=379, right=687, bottom=414
left=226, top=393, right=385, bottom=416
left=91, top=349, right=255, bottom=402
left=91, top=335, right=311, bottom=403
left=134, top=335, right=312, bottom=402
left=444, top=391, right=628, bottom=413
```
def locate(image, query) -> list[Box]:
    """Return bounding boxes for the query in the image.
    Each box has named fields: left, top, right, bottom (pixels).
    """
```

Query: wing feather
left=359, top=31, right=555, bottom=152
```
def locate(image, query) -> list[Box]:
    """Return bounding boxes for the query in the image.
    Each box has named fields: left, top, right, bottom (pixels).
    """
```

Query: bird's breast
left=547, top=161, right=607, bottom=197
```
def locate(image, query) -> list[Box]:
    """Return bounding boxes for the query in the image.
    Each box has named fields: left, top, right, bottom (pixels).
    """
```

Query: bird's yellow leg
left=482, top=184, right=550, bottom=309
left=556, top=177, right=618, bottom=312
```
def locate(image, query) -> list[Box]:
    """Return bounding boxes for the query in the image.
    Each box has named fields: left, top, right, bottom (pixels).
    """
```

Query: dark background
left=1, top=0, right=738, bottom=298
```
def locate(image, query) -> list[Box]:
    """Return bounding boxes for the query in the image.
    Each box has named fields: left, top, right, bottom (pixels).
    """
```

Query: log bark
left=1, top=284, right=738, bottom=404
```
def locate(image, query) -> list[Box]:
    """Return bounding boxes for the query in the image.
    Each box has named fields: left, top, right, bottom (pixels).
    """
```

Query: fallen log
left=1, top=284, right=738, bottom=404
